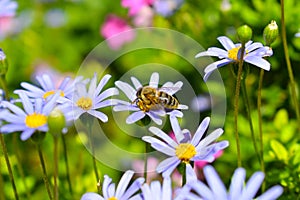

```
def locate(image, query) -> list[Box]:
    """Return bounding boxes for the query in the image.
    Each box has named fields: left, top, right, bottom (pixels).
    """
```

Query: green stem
left=87, top=121, right=100, bottom=194
left=0, top=75, right=9, bottom=100
left=13, top=134, right=31, bottom=199
left=182, top=164, right=186, bottom=186
left=0, top=134, right=19, bottom=200
left=62, top=134, right=73, bottom=195
left=241, top=77, right=261, bottom=163
left=257, top=69, right=266, bottom=191
left=37, top=144, right=53, bottom=200
left=143, top=143, right=151, bottom=182
left=280, top=0, right=300, bottom=131
left=53, top=137, right=59, bottom=200
left=233, top=44, right=246, bottom=167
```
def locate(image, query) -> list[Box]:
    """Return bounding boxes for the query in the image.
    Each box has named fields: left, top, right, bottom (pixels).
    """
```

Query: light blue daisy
left=0, top=0, right=18, bottom=17
left=142, top=117, right=229, bottom=178
left=0, top=91, right=59, bottom=140
left=180, top=165, right=283, bottom=200
left=153, top=0, right=184, bottom=17
left=114, top=72, right=188, bottom=125
left=14, top=73, right=86, bottom=103
left=80, top=170, right=144, bottom=200
left=68, top=73, right=119, bottom=122
left=195, top=36, right=273, bottom=81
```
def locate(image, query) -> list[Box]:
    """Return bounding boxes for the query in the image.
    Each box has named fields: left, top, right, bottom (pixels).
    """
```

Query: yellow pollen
left=43, top=90, right=65, bottom=99
left=108, top=197, right=117, bottom=200
left=76, top=97, right=93, bottom=110
left=25, top=113, right=47, bottom=128
left=175, top=143, right=196, bottom=163
left=228, top=46, right=241, bottom=60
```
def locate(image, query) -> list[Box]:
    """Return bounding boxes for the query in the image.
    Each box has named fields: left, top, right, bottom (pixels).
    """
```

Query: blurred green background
left=1, top=0, right=300, bottom=199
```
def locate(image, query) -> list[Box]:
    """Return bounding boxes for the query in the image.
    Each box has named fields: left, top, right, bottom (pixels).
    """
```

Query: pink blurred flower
left=121, top=0, right=154, bottom=16
left=0, top=0, right=18, bottom=39
left=132, top=6, right=154, bottom=27
left=132, top=156, right=159, bottom=183
left=100, top=14, right=135, bottom=50
left=195, top=150, right=223, bottom=169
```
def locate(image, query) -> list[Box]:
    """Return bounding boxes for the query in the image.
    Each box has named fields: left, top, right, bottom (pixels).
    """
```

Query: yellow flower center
left=175, top=143, right=197, bottom=163
left=43, top=90, right=65, bottom=99
left=228, top=46, right=241, bottom=60
left=25, top=113, right=47, bottom=128
left=76, top=97, right=93, bottom=110
left=108, top=197, right=117, bottom=200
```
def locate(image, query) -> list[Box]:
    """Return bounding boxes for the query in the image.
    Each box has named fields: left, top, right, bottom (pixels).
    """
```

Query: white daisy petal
left=149, top=72, right=159, bottom=88
left=126, top=111, right=145, bottom=124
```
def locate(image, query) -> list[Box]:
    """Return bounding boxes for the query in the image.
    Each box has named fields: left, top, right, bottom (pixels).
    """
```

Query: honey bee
left=133, top=86, right=179, bottom=112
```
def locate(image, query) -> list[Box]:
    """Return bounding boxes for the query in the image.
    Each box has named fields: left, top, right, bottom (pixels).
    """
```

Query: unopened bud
left=48, top=108, right=66, bottom=137
left=263, top=20, right=278, bottom=46
left=0, top=49, right=8, bottom=76
left=237, top=25, right=253, bottom=44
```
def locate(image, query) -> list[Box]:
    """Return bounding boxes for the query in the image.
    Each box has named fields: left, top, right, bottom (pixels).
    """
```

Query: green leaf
left=270, top=139, right=288, bottom=163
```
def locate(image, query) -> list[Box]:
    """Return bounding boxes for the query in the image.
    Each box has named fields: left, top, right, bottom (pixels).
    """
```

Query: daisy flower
left=15, top=73, right=85, bottom=103
left=195, top=36, right=273, bottom=81
left=138, top=177, right=173, bottom=200
left=153, top=0, right=184, bottom=17
left=69, top=73, right=118, bottom=122
left=180, top=165, right=283, bottom=200
left=114, top=72, right=188, bottom=125
left=142, top=117, right=229, bottom=178
left=0, top=92, right=59, bottom=140
left=80, top=170, right=144, bottom=200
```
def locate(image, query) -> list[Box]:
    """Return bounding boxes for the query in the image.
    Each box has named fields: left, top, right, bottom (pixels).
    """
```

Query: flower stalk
left=280, top=0, right=300, bottom=131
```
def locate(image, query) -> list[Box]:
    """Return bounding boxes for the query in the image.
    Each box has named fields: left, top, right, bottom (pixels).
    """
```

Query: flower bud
left=48, top=108, right=66, bottom=137
left=236, top=25, right=253, bottom=44
left=263, top=20, right=278, bottom=46
left=0, top=49, right=8, bottom=76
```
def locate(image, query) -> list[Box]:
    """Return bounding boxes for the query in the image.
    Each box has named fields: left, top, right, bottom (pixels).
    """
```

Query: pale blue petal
left=217, top=36, right=235, bottom=50
left=102, top=175, right=113, bottom=199
left=87, top=110, right=108, bottom=122
left=1, top=124, right=27, bottom=133
left=19, top=92, right=34, bottom=114
left=241, top=172, right=264, bottom=200
left=107, top=183, right=116, bottom=198
left=204, top=165, right=227, bottom=199
left=195, top=47, right=228, bottom=58
left=73, top=108, right=85, bottom=120
left=115, top=81, right=137, bottom=101
left=188, top=180, right=214, bottom=200
left=0, top=101, right=26, bottom=118
left=257, top=185, right=283, bottom=200
left=170, top=116, right=184, bottom=142
left=58, top=77, right=71, bottom=90
left=228, top=168, right=245, bottom=200
left=197, top=128, right=223, bottom=147
left=0, top=111, right=23, bottom=122
left=148, top=126, right=178, bottom=148
left=96, top=88, right=119, bottom=103
left=142, top=136, right=176, bottom=156
left=121, top=177, right=144, bottom=200
left=149, top=72, right=159, bottom=88
left=19, top=82, right=45, bottom=95
left=191, top=117, right=210, bottom=146
left=246, top=42, right=263, bottom=52
left=141, top=184, right=151, bottom=200
left=41, top=74, right=55, bottom=90
left=20, top=128, right=35, bottom=141
left=156, top=157, right=180, bottom=177
left=88, top=74, right=97, bottom=97
left=203, top=59, right=232, bottom=82
left=146, top=112, right=163, bottom=125
left=95, top=74, right=112, bottom=96
left=162, top=177, right=172, bottom=200
left=94, top=99, right=116, bottom=109
left=81, top=192, right=103, bottom=200
left=186, top=164, right=197, bottom=183
left=168, top=110, right=183, bottom=118
left=43, top=92, right=60, bottom=114
left=113, top=105, right=140, bottom=112
left=126, top=111, right=145, bottom=124
left=34, top=98, right=43, bottom=113
left=131, top=76, right=143, bottom=90
left=244, top=56, right=271, bottom=71
left=115, top=170, right=134, bottom=198
left=75, top=83, right=88, bottom=97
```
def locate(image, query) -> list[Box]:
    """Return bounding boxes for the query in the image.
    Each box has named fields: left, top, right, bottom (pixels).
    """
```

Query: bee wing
left=161, top=81, right=183, bottom=95
left=158, top=86, right=181, bottom=95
